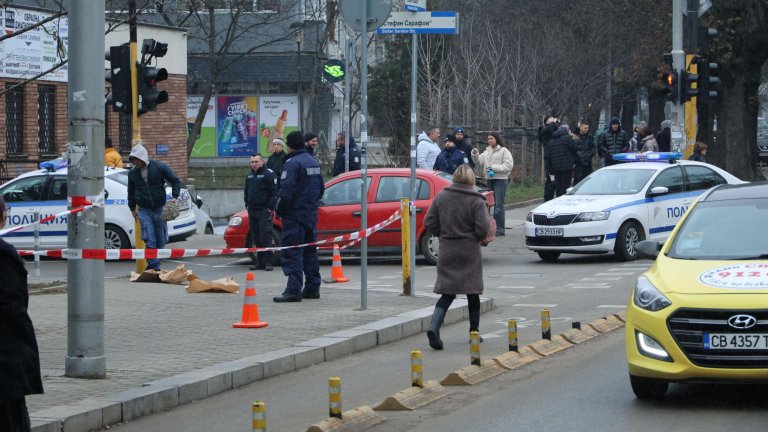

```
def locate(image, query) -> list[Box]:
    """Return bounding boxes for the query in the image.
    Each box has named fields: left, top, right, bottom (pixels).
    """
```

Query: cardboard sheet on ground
left=186, top=274, right=239, bottom=293
left=130, top=264, right=193, bottom=285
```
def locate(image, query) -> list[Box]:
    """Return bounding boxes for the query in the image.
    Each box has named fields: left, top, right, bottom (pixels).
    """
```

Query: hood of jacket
left=129, top=144, right=149, bottom=165
left=418, top=131, right=432, bottom=143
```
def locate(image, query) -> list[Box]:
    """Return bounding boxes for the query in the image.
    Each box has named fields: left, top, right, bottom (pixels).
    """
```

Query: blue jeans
left=138, top=206, right=167, bottom=270
left=488, top=179, right=507, bottom=235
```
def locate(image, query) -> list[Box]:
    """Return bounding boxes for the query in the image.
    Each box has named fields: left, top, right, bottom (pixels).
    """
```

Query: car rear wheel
left=615, top=221, right=645, bottom=261
left=629, top=374, right=668, bottom=399
left=204, top=223, right=214, bottom=235
left=105, top=224, right=130, bottom=250
left=420, top=232, right=439, bottom=265
left=247, top=228, right=281, bottom=266
left=537, top=251, right=561, bottom=262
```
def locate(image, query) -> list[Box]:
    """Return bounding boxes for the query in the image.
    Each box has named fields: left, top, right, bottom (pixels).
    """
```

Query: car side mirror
left=195, top=197, right=203, bottom=208
left=636, top=240, right=662, bottom=260
left=104, top=189, right=109, bottom=200
left=648, top=186, right=669, bottom=197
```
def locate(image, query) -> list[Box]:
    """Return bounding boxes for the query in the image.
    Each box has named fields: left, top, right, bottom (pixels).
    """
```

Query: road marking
left=512, top=303, right=558, bottom=308
left=377, top=275, right=400, bottom=279
left=595, top=273, right=631, bottom=277
left=566, top=282, right=610, bottom=286
left=495, top=285, right=535, bottom=289
left=570, top=285, right=612, bottom=289
left=506, top=294, right=533, bottom=299
left=597, top=305, right=626, bottom=309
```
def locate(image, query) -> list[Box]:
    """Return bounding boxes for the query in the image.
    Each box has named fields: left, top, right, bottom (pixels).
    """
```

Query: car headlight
left=573, top=211, right=610, bottom=222
left=526, top=212, right=533, bottom=222
left=228, top=216, right=243, bottom=227
left=633, top=276, right=672, bottom=312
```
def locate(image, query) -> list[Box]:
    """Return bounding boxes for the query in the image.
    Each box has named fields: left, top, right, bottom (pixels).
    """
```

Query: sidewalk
left=25, top=250, right=493, bottom=432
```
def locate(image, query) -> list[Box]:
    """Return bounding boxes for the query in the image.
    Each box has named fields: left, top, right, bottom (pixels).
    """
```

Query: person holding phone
left=471, top=132, right=513, bottom=236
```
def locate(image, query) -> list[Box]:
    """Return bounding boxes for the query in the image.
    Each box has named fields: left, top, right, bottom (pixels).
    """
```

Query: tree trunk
left=717, top=71, right=762, bottom=181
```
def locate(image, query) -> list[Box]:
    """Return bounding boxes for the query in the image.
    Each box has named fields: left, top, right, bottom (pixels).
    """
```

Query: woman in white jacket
left=471, top=132, right=514, bottom=236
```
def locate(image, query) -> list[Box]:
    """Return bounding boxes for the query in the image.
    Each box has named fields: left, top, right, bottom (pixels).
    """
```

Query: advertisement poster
left=216, top=95, right=259, bottom=157
left=187, top=96, right=217, bottom=158
left=259, top=96, right=299, bottom=155
left=1, top=7, right=68, bottom=82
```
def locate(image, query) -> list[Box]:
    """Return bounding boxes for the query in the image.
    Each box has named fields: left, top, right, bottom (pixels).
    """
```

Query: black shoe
left=495, top=231, right=505, bottom=237
left=301, top=291, right=320, bottom=299
left=265, top=263, right=273, bottom=271
left=427, top=329, right=443, bottom=350
left=273, top=294, right=302, bottom=303
left=250, top=264, right=266, bottom=270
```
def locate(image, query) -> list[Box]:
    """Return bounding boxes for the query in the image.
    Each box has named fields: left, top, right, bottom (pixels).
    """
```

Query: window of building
left=5, top=83, right=25, bottom=156
left=254, top=0, right=280, bottom=12
left=38, top=85, right=56, bottom=156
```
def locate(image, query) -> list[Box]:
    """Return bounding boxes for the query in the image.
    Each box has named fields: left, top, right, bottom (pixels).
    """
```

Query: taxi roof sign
left=612, top=152, right=682, bottom=162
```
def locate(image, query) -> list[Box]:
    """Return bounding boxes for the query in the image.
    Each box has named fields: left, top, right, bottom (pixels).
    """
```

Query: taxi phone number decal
left=699, top=264, right=768, bottom=289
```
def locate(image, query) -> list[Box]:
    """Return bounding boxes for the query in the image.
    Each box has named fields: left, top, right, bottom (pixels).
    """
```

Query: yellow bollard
left=541, top=309, right=551, bottom=340
left=329, top=376, right=342, bottom=419
left=252, top=401, right=266, bottom=432
left=401, top=198, right=412, bottom=296
left=508, top=319, right=518, bottom=352
left=411, top=350, right=423, bottom=388
left=470, top=331, right=481, bottom=366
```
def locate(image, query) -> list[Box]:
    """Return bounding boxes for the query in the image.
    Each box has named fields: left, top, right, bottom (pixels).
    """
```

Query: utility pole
left=66, top=0, right=106, bottom=378
left=129, top=0, right=147, bottom=272
left=670, top=0, right=686, bottom=153
left=407, top=32, right=417, bottom=297
left=359, top=0, right=369, bottom=310
left=683, top=0, right=700, bottom=158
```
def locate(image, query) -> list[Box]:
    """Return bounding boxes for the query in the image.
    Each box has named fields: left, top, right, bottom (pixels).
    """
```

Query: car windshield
left=667, top=197, right=768, bottom=260
left=569, top=168, right=656, bottom=195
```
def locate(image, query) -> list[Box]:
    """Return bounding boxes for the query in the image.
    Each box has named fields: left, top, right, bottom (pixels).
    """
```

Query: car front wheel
left=629, top=374, right=668, bottom=399
left=420, top=232, right=439, bottom=265
left=105, top=224, right=130, bottom=250
left=248, top=228, right=281, bottom=266
left=537, top=251, right=561, bottom=262
left=615, top=221, right=645, bottom=261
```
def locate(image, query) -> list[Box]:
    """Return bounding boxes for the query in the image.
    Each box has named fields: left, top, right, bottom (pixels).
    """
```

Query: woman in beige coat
left=424, top=165, right=492, bottom=350
left=471, top=132, right=513, bottom=236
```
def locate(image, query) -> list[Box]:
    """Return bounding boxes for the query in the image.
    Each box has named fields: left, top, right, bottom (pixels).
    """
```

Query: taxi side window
left=684, top=165, right=727, bottom=191
left=649, top=167, right=684, bottom=194
left=0, top=176, right=47, bottom=202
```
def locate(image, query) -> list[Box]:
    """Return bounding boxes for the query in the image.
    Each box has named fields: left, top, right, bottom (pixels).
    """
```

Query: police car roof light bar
left=612, top=152, right=682, bottom=163
left=39, top=157, right=68, bottom=172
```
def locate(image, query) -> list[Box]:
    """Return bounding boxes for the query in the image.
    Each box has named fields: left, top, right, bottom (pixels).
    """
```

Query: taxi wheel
left=537, top=251, right=561, bottom=262
left=615, top=221, right=645, bottom=261
left=104, top=224, right=130, bottom=250
left=629, top=374, right=668, bottom=399
left=420, top=232, right=439, bottom=265
left=246, top=228, right=281, bottom=266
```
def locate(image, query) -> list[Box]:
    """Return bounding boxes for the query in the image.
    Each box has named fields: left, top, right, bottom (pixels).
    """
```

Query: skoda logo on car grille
left=727, top=314, right=758, bottom=329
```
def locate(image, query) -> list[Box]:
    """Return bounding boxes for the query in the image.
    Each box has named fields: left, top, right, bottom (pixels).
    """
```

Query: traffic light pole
left=129, top=0, right=147, bottom=273
left=65, top=0, right=106, bottom=378
left=670, top=0, right=686, bottom=154
left=683, top=0, right=700, bottom=158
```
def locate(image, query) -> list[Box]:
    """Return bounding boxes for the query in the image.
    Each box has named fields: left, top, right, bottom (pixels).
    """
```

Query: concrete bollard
left=329, top=376, right=342, bottom=419
left=508, top=319, right=518, bottom=352
left=541, top=309, right=551, bottom=340
left=411, top=350, right=423, bottom=388
left=252, top=401, right=266, bottom=432
left=470, top=331, right=481, bottom=366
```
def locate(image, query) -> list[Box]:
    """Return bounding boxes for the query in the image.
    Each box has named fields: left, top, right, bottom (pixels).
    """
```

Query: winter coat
left=244, top=165, right=278, bottom=210
left=640, top=134, right=659, bottom=152
left=455, top=138, right=475, bottom=168
left=545, top=129, right=577, bottom=172
left=688, top=152, right=706, bottom=163
left=538, top=123, right=558, bottom=145
left=104, top=147, right=123, bottom=168
left=574, top=132, right=595, bottom=166
left=424, top=184, right=490, bottom=295
left=332, top=140, right=362, bottom=177
left=656, top=127, right=671, bottom=152
left=266, top=151, right=286, bottom=177
left=127, top=145, right=181, bottom=211
left=276, top=149, right=325, bottom=224
left=471, top=145, right=514, bottom=180
left=0, top=238, right=44, bottom=400
left=598, top=127, right=629, bottom=163
left=433, top=147, right=469, bottom=175
left=416, top=132, right=440, bottom=169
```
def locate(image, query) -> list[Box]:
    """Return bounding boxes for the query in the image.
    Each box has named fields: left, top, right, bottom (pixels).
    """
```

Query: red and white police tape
left=17, top=209, right=402, bottom=260
left=0, top=196, right=101, bottom=237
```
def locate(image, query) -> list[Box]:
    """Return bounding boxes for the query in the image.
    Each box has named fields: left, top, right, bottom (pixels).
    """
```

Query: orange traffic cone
left=233, top=272, right=268, bottom=328
left=329, top=244, right=349, bottom=283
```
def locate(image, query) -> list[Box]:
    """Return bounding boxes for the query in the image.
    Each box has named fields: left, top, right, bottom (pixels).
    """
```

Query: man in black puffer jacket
left=545, top=125, right=577, bottom=199
left=538, top=116, right=560, bottom=201
left=598, top=117, right=629, bottom=166
left=573, top=119, right=595, bottom=184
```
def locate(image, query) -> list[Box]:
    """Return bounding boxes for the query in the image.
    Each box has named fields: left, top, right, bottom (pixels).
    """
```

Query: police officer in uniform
left=244, top=153, right=278, bottom=271
left=274, top=131, right=325, bottom=302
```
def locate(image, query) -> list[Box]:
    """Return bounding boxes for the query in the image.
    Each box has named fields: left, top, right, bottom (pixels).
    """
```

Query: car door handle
left=352, top=211, right=361, bottom=217
left=415, top=208, right=423, bottom=214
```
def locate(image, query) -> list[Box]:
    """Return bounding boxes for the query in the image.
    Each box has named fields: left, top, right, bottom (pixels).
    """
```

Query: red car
left=224, top=168, right=496, bottom=265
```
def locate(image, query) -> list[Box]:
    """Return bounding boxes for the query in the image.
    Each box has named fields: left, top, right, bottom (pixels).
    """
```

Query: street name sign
left=404, top=0, right=426, bottom=12
left=376, top=11, right=459, bottom=35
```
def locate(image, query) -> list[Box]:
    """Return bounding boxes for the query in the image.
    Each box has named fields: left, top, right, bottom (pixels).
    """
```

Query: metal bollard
left=33, top=211, right=40, bottom=277
left=508, top=319, right=518, bottom=352
left=411, top=350, right=423, bottom=388
left=329, top=376, right=342, bottom=419
left=541, top=309, right=551, bottom=340
left=470, top=331, right=481, bottom=366
left=252, top=401, right=266, bottom=432
left=572, top=321, right=581, bottom=330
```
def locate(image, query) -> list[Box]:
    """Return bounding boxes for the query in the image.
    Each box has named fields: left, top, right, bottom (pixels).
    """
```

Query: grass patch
left=506, top=183, right=544, bottom=204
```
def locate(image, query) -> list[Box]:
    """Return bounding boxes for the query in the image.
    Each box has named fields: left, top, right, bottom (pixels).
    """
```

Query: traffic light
left=680, top=69, right=700, bottom=103
left=136, top=63, right=168, bottom=115
left=698, top=27, right=718, bottom=52
left=697, top=57, right=720, bottom=102
left=661, top=69, right=679, bottom=103
left=105, top=45, right=132, bottom=114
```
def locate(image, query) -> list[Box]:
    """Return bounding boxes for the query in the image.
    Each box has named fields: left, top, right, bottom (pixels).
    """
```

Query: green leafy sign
left=323, top=59, right=346, bottom=82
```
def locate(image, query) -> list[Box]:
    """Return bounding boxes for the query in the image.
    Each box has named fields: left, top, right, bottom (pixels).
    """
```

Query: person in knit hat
left=266, top=137, right=287, bottom=178
left=452, top=127, right=475, bottom=168
left=598, top=117, right=628, bottom=166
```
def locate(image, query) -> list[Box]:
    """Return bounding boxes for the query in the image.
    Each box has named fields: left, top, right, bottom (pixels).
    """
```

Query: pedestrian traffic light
left=698, top=27, right=718, bottom=52
left=661, top=70, right=679, bottom=103
left=696, top=57, right=721, bottom=102
left=136, top=63, right=168, bottom=115
left=105, top=44, right=132, bottom=114
left=680, top=70, right=700, bottom=103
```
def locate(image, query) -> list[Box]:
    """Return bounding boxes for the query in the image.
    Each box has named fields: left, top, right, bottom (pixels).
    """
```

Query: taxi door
left=0, top=175, right=47, bottom=250
left=646, top=165, right=689, bottom=240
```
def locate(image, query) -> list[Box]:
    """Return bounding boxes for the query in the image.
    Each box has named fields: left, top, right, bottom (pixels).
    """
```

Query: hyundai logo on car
left=727, top=314, right=758, bottom=330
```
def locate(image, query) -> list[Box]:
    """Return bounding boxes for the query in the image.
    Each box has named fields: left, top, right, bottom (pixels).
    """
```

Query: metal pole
left=33, top=211, right=40, bottom=278
left=409, top=33, right=417, bottom=297
left=671, top=0, right=686, bottom=153
left=66, top=0, right=106, bottom=378
left=359, top=1, right=369, bottom=310
left=344, top=38, right=352, bottom=174
left=129, top=0, right=147, bottom=273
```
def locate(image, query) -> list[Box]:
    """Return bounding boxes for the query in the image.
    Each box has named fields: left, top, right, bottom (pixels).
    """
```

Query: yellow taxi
left=625, top=182, right=768, bottom=399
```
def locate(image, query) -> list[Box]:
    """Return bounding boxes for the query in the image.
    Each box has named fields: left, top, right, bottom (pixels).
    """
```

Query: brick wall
left=1, top=74, right=188, bottom=181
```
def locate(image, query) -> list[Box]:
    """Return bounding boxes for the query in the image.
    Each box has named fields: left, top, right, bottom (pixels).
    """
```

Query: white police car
left=524, top=152, right=745, bottom=262
left=0, top=163, right=197, bottom=251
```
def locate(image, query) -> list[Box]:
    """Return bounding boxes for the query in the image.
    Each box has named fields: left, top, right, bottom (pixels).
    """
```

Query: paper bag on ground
left=159, top=264, right=193, bottom=285
left=130, top=269, right=161, bottom=283
left=186, top=274, right=239, bottom=293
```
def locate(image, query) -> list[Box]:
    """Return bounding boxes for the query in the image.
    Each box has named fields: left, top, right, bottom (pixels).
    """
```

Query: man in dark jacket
left=433, top=134, right=469, bottom=175
left=452, top=127, right=475, bottom=168
left=304, top=132, right=319, bottom=159
left=598, top=117, right=629, bottom=166
left=266, top=138, right=287, bottom=178
left=573, top=119, right=595, bottom=184
left=655, top=120, right=672, bottom=152
left=244, top=153, right=278, bottom=271
left=538, top=116, right=560, bottom=200
left=274, top=131, right=326, bottom=302
left=127, top=143, right=181, bottom=271
left=546, top=125, right=577, bottom=198
left=0, top=195, right=44, bottom=432
left=332, top=132, right=361, bottom=176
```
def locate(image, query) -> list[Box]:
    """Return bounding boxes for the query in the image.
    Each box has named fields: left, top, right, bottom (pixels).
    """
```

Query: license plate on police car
left=703, top=333, right=768, bottom=350
left=535, top=227, right=564, bottom=237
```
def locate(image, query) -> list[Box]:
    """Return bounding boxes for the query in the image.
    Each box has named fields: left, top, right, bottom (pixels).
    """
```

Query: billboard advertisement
left=0, top=7, right=68, bottom=82
left=259, top=95, right=299, bottom=155
left=216, top=95, right=259, bottom=157
left=187, top=96, right=217, bottom=158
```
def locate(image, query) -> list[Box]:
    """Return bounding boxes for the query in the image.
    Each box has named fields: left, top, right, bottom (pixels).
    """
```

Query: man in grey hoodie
left=416, top=127, right=441, bottom=169
left=127, top=144, right=181, bottom=271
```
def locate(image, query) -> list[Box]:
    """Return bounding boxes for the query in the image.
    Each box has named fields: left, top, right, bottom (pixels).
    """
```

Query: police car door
left=0, top=175, right=47, bottom=250
left=646, top=165, right=687, bottom=240
left=40, top=175, right=70, bottom=249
